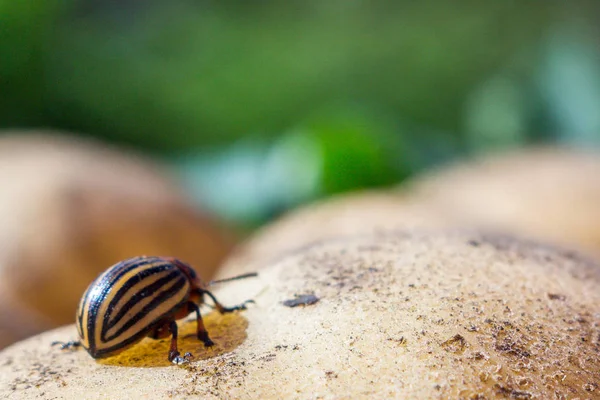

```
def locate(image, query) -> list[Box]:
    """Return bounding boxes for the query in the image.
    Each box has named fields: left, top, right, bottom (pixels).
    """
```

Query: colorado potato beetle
left=53, top=256, right=256, bottom=364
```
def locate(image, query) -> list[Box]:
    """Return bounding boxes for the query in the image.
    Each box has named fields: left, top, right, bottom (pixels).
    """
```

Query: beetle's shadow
left=97, top=312, right=249, bottom=368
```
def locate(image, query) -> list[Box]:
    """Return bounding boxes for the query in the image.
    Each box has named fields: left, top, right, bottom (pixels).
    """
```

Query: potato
left=0, top=131, right=235, bottom=348
left=226, top=146, right=600, bottom=276
left=224, top=190, right=448, bottom=272
left=405, top=146, right=600, bottom=259
left=1, top=232, right=598, bottom=399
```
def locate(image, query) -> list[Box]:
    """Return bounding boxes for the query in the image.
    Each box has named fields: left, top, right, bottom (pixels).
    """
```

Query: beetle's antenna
left=209, top=272, right=258, bottom=286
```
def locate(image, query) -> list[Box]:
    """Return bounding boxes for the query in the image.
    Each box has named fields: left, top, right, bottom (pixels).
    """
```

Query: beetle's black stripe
left=103, top=277, right=187, bottom=342
left=105, top=257, right=168, bottom=288
left=103, top=264, right=174, bottom=324
left=77, top=282, right=93, bottom=337
left=101, top=270, right=181, bottom=339
left=86, top=278, right=113, bottom=354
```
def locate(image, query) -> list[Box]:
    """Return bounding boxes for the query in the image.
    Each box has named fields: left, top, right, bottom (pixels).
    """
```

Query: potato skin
left=405, top=146, right=600, bottom=259
left=223, top=190, right=448, bottom=273
left=1, top=232, right=599, bottom=399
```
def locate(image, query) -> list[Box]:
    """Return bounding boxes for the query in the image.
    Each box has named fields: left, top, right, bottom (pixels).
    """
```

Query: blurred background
left=2, top=1, right=600, bottom=348
left=2, top=0, right=600, bottom=226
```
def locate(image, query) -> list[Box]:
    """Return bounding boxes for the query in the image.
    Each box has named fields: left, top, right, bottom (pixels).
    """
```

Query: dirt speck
left=9, top=362, right=65, bottom=391
left=325, top=370, right=338, bottom=379
left=283, top=294, right=320, bottom=307
left=387, top=336, right=407, bottom=346
left=583, top=382, right=598, bottom=392
left=440, top=334, right=467, bottom=354
left=494, top=384, right=532, bottom=399
left=547, top=293, right=566, bottom=301
left=494, top=338, right=531, bottom=359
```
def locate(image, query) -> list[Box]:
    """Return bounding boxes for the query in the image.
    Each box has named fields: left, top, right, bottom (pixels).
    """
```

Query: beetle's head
left=169, top=258, right=208, bottom=289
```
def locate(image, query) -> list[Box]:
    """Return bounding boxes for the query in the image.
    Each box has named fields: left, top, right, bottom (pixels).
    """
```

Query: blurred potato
left=1, top=232, right=598, bottom=399
left=225, top=146, right=600, bottom=275
left=405, top=146, right=600, bottom=259
left=0, top=131, right=235, bottom=349
left=224, top=191, right=449, bottom=273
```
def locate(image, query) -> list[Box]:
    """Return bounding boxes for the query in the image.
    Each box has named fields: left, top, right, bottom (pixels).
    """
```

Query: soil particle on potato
left=325, top=370, right=338, bottom=379
left=494, top=384, right=532, bottom=399
left=440, top=334, right=467, bottom=354
left=282, top=294, right=320, bottom=307
left=547, top=293, right=566, bottom=301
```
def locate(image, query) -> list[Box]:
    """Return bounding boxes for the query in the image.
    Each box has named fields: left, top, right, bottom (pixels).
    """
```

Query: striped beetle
left=53, top=256, right=256, bottom=364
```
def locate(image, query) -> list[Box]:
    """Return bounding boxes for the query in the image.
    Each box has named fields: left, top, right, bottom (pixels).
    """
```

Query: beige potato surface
left=225, top=191, right=448, bottom=273
left=406, top=146, right=600, bottom=258
left=1, top=232, right=599, bottom=399
left=0, top=131, right=235, bottom=348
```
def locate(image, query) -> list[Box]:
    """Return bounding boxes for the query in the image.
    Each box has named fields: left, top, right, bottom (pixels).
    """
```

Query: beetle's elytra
left=55, top=256, right=256, bottom=364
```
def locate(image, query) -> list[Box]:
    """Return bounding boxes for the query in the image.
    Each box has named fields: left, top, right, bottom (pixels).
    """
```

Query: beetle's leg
left=51, top=340, right=81, bottom=351
left=203, top=290, right=255, bottom=314
left=149, top=320, right=191, bottom=364
left=166, top=320, right=189, bottom=364
left=187, top=302, right=214, bottom=347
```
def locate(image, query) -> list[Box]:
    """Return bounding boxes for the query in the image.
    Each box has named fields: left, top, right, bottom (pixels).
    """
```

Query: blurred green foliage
left=2, top=0, right=600, bottom=226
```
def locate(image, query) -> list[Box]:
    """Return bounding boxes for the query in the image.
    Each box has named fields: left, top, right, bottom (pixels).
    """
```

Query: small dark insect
left=283, top=294, right=320, bottom=307
left=53, top=256, right=257, bottom=364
